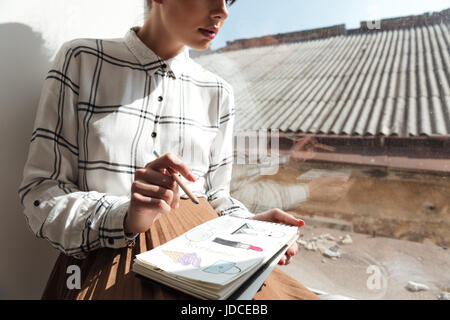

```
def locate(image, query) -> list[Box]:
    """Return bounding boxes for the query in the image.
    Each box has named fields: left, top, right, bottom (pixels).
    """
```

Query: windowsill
left=282, top=225, right=449, bottom=300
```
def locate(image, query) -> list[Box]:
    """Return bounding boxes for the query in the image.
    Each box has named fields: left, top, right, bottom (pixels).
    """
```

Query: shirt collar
left=124, top=27, right=189, bottom=79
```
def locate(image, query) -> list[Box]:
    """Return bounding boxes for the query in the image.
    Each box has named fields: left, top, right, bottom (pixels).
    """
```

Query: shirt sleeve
left=229, top=166, right=310, bottom=212
left=231, top=180, right=310, bottom=213
left=205, top=84, right=254, bottom=219
left=18, top=41, right=133, bottom=259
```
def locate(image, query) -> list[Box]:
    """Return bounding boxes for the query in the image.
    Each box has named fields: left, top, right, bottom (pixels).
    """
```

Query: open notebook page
left=134, top=215, right=298, bottom=286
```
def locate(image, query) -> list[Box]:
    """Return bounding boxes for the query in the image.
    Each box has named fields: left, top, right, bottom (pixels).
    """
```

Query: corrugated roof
left=194, top=23, right=450, bottom=137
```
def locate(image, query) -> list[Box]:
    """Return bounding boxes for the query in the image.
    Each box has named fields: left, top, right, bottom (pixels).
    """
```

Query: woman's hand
left=250, top=208, right=305, bottom=265
left=124, top=153, right=196, bottom=234
left=307, top=176, right=354, bottom=202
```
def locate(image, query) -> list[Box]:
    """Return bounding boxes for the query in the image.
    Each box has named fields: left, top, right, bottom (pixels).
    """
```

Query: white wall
left=0, top=0, right=145, bottom=299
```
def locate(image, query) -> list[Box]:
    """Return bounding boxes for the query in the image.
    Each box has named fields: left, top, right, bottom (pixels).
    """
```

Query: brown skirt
left=42, top=198, right=319, bottom=300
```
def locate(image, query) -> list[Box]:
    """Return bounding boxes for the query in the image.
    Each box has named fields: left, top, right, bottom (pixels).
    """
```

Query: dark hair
left=146, top=0, right=236, bottom=9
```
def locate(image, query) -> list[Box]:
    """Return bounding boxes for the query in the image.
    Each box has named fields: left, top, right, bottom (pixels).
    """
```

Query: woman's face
left=158, top=0, right=229, bottom=50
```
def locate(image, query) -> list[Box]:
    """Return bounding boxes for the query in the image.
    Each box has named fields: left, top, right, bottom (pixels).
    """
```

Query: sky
left=210, top=0, right=450, bottom=50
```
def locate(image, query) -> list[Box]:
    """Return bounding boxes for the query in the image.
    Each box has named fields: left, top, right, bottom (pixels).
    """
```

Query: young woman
left=18, top=0, right=303, bottom=265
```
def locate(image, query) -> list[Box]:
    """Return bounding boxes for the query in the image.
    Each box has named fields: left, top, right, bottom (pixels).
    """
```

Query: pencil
left=153, top=150, right=200, bottom=205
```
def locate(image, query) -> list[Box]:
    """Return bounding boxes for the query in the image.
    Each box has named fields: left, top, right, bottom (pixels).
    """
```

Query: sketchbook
left=132, top=215, right=299, bottom=300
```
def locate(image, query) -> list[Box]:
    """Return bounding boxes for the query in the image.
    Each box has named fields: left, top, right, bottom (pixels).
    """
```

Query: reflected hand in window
left=289, top=136, right=335, bottom=163
left=307, top=176, right=354, bottom=202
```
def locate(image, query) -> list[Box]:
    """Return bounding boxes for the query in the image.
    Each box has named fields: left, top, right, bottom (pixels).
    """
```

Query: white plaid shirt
left=18, top=27, right=253, bottom=259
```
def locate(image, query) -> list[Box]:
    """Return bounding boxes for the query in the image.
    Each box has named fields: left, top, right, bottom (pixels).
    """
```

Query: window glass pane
left=193, top=1, right=450, bottom=300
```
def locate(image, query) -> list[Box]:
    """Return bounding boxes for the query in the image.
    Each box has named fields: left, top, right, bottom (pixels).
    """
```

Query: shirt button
left=108, top=238, right=114, bottom=245
left=151, top=132, right=157, bottom=138
left=158, top=96, right=163, bottom=102
left=33, top=200, right=40, bottom=207
left=161, top=64, right=167, bottom=69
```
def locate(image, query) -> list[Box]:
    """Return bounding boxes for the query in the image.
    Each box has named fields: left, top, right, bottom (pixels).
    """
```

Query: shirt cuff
left=101, top=197, right=133, bottom=249
left=285, top=183, right=309, bottom=203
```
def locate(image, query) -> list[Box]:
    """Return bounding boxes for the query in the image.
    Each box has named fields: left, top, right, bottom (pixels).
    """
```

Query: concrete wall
left=0, top=0, right=145, bottom=299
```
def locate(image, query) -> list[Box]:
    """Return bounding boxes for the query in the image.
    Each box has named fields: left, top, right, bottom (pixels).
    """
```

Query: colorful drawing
left=213, top=237, right=263, bottom=252
left=163, top=250, right=201, bottom=268
left=203, top=260, right=242, bottom=274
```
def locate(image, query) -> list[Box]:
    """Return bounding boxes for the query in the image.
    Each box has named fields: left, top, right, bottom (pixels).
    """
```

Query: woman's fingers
left=131, top=180, right=174, bottom=204
left=278, top=242, right=298, bottom=265
left=271, top=209, right=305, bottom=227
left=253, top=209, right=305, bottom=227
left=135, top=168, right=176, bottom=189
left=135, top=153, right=191, bottom=211
left=146, top=153, right=196, bottom=182
left=278, top=253, right=293, bottom=265
left=253, top=208, right=303, bottom=265
left=130, top=192, right=172, bottom=213
left=171, top=184, right=180, bottom=210
left=286, top=242, right=298, bottom=257
left=278, top=255, right=287, bottom=265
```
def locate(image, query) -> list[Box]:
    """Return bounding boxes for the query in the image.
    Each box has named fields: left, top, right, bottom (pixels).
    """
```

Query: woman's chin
left=187, top=38, right=213, bottom=51
left=190, top=43, right=211, bottom=51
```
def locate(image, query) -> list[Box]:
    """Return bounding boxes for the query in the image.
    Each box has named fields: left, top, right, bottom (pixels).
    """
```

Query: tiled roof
left=194, top=22, right=450, bottom=137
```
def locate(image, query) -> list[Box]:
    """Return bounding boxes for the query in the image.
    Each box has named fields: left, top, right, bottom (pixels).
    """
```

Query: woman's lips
left=198, top=28, right=216, bottom=40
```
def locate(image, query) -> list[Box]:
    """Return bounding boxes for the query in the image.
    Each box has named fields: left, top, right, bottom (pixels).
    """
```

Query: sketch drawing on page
left=163, top=250, right=202, bottom=268
left=202, top=258, right=261, bottom=276
left=232, top=223, right=285, bottom=238
left=203, top=260, right=242, bottom=274
left=185, top=228, right=213, bottom=242
left=213, top=237, right=263, bottom=252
